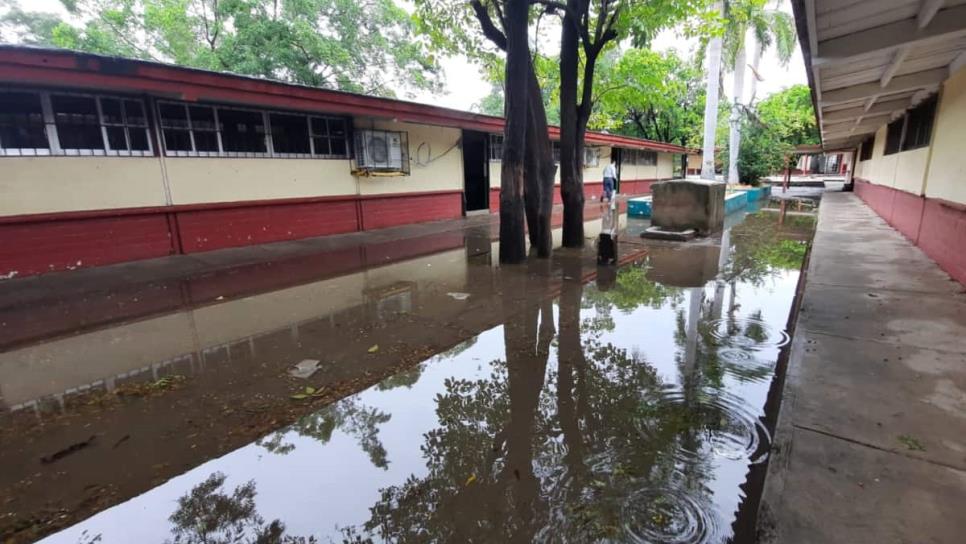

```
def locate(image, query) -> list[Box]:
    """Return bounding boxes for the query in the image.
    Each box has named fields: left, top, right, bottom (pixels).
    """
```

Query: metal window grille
left=488, top=134, right=504, bottom=161
left=353, top=129, right=410, bottom=174
left=0, top=88, right=153, bottom=157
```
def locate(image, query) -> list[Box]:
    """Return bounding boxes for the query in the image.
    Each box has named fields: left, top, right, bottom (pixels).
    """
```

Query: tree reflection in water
left=166, top=472, right=316, bottom=544
left=353, top=256, right=740, bottom=543
left=257, top=399, right=391, bottom=469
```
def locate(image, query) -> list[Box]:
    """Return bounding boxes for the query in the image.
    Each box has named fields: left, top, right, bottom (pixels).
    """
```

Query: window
left=583, top=146, right=600, bottom=167
left=99, top=97, right=150, bottom=152
left=552, top=142, right=561, bottom=164
left=0, top=89, right=152, bottom=157
left=488, top=134, right=503, bottom=161
left=626, top=149, right=657, bottom=166
left=158, top=100, right=349, bottom=158
left=310, top=116, right=348, bottom=157
left=51, top=94, right=104, bottom=151
left=884, top=118, right=904, bottom=156
left=0, top=90, right=49, bottom=154
left=859, top=135, right=874, bottom=161
left=219, top=108, right=266, bottom=154
left=901, top=96, right=936, bottom=151
left=270, top=112, right=311, bottom=155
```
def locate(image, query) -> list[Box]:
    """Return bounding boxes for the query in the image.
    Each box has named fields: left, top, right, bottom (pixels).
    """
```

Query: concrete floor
left=757, top=192, right=966, bottom=543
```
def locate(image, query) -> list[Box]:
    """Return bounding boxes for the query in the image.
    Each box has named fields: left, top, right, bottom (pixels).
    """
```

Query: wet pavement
left=0, top=200, right=816, bottom=543
left=757, top=192, right=966, bottom=544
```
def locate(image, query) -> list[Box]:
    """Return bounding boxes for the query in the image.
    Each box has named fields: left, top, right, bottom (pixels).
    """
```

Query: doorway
left=611, top=147, right=623, bottom=193
left=462, top=130, right=489, bottom=214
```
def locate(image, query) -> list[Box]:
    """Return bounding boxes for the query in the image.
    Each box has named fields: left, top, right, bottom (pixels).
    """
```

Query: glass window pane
left=163, top=128, right=192, bottom=151
left=0, top=91, right=49, bottom=149
left=129, top=128, right=150, bottom=151
left=124, top=100, right=147, bottom=126
left=159, top=103, right=188, bottom=129
left=219, top=108, right=265, bottom=153
left=100, top=98, right=123, bottom=125
left=52, top=94, right=103, bottom=150
left=310, top=117, right=328, bottom=136
left=106, top=126, right=127, bottom=150
left=189, top=106, right=217, bottom=131
left=270, top=113, right=310, bottom=154
left=328, top=118, right=346, bottom=137
left=312, top=136, right=330, bottom=155
left=329, top=138, right=346, bottom=156
left=193, top=130, right=219, bottom=152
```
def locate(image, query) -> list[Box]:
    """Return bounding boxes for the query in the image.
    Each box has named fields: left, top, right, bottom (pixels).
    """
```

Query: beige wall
left=166, top=157, right=355, bottom=205
left=924, top=66, right=966, bottom=204
left=357, top=120, right=464, bottom=196
left=854, top=66, right=966, bottom=205
left=0, top=157, right=168, bottom=216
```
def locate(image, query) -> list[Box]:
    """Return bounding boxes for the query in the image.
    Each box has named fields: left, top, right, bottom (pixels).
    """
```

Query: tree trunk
left=728, top=39, right=747, bottom=184
left=524, top=59, right=556, bottom=258
left=701, top=1, right=725, bottom=181
left=558, top=1, right=584, bottom=248
left=498, top=0, right=530, bottom=264
left=748, top=37, right=763, bottom=104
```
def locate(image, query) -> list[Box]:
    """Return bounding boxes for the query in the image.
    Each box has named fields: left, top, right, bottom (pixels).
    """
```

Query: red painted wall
left=0, top=213, right=174, bottom=278
left=855, top=179, right=966, bottom=286
left=177, top=199, right=360, bottom=253
left=0, top=191, right=463, bottom=278
left=360, top=192, right=462, bottom=230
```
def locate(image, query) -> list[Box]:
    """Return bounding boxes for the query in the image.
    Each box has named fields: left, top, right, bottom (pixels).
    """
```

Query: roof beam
left=881, top=46, right=911, bottom=87
left=814, top=4, right=966, bottom=65
left=919, top=0, right=945, bottom=29
left=820, top=67, right=948, bottom=105
left=952, top=49, right=966, bottom=74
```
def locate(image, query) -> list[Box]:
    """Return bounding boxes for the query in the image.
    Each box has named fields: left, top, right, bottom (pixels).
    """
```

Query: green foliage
left=593, top=48, right=706, bottom=147
left=726, top=84, right=819, bottom=184
left=0, top=0, right=443, bottom=98
left=720, top=0, right=796, bottom=69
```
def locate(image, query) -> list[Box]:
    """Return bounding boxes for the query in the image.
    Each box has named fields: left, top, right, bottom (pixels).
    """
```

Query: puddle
left=0, top=208, right=815, bottom=543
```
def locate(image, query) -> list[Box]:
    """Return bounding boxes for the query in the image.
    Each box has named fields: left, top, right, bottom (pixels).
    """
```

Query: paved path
left=758, top=192, right=966, bottom=543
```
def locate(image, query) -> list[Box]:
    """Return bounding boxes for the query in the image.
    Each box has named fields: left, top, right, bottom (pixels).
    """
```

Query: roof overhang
left=791, top=0, right=966, bottom=151
left=0, top=46, right=693, bottom=155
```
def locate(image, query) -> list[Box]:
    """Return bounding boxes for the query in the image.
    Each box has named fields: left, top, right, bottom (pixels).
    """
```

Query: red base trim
left=0, top=191, right=463, bottom=277
left=854, top=179, right=966, bottom=285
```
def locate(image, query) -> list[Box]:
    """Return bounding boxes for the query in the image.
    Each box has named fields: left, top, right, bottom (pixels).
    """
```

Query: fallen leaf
left=290, top=394, right=309, bottom=400
left=465, top=474, right=477, bottom=486
left=368, top=345, right=380, bottom=354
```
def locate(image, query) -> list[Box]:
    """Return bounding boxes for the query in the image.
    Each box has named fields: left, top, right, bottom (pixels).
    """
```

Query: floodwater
left=0, top=201, right=816, bottom=543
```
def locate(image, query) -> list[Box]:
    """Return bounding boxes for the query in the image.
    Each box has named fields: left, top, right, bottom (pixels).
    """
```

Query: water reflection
left=33, top=211, right=812, bottom=544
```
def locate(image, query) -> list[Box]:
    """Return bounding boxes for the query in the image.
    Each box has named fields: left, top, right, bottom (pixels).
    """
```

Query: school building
left=794, top=0, right=966, bottom=285
left=0, top=46, right=692, bottom=279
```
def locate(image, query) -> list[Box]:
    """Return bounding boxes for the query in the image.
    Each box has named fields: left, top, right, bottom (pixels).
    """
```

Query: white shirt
left=603, top=163, right=617, bottom=179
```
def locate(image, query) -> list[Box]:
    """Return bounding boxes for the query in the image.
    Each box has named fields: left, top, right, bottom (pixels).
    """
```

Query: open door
left=462, top=130, right=489, bottom=214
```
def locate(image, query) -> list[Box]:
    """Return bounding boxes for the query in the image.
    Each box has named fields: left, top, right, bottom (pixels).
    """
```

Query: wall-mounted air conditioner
left=354, top=129, right=409, bottom=174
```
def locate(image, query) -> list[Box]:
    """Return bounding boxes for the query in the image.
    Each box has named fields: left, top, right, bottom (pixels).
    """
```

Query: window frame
left=900, top=96, right=937, bottom=152
left=488, top=133, right=504, bottom=161
left=0, top=87, right=153, bottom=157
left=859, top=134, right=875, bottom=161
left=157, top=99, right=351, bottom=159
left=883, top=117, right=904, bottom=156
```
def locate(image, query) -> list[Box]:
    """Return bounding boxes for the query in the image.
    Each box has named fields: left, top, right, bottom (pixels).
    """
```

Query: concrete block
left=650, top=180, right=726, bottom=235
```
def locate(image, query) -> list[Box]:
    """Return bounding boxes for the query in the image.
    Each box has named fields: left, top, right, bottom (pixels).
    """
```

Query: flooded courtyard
left=0, top=202, right=816, bottom=543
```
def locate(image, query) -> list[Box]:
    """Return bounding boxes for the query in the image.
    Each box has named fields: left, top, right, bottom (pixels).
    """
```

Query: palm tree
left=700, top=0, right=795, bottom=182
left=724, top=0, right=796, bottom=184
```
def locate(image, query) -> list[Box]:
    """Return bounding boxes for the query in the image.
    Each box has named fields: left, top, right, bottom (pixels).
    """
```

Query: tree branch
left=471, top=0, right=508, bottom=51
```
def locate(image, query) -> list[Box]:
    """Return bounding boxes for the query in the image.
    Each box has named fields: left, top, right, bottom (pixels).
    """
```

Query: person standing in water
left=602, top=157, right=617, bottom=204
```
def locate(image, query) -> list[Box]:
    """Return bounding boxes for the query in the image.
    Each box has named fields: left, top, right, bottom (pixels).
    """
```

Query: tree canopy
left=0, top=0, right=444, bottom=98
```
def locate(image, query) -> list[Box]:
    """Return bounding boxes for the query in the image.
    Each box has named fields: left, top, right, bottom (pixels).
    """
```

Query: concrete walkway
left=758, top=192, right=966, bottom=543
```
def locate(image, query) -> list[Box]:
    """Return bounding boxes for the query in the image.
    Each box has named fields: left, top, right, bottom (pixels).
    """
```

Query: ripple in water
left=716, top=347, right=775, bottom=383
left=705, top=316, right=791, bottom=351
left=636, top=386, right=771, bottom=464
left=621, top=481, right=718, bottom=544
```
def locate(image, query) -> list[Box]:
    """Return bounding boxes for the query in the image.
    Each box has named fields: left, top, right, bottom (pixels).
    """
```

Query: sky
left=10, top=0, right=806, bottom=112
